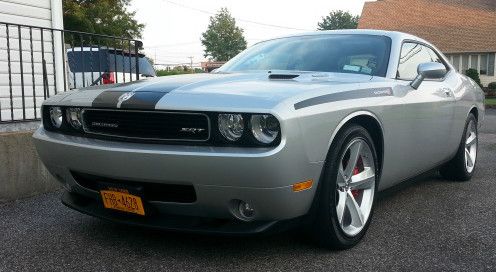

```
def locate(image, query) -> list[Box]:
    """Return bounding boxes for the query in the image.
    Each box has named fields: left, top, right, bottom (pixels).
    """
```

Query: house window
left=445, top=53, right=490, bottom=75
left=470, top=55, right=478, bottom=70
left=462, top=55, right=469, bottom=73
left=480, top=54, right=488, bottom=75
left=452, top=55, right=460, bottom=72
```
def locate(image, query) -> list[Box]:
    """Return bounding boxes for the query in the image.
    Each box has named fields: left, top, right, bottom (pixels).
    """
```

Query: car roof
left=258, top=29, right=432, bottom=47
left=67, top=47, right=111, bottom=52
left=66, top=47, right=146, bottom=57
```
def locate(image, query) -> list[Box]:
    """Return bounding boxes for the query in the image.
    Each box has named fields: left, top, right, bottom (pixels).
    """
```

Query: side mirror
left=410, top=62, right=447, bottom=89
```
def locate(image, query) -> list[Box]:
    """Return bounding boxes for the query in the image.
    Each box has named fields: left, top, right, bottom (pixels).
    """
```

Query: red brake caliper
left=351, top=156, right=363, bottom=198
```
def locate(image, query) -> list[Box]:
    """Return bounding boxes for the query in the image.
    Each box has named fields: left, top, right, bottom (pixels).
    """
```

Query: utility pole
left=188, top=56, right=193, bottom=70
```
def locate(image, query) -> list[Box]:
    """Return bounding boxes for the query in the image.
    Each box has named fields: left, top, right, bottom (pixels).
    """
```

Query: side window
left=427, top=47, right=450, bottom=73
left=427, top=48, right=442, bottom=64
left=397, top=42, right=445, bottom=80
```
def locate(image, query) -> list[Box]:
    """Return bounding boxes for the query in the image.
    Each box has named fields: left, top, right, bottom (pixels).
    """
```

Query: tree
left=63, top=0, right=144, bottom=39
left=201, top=8, right=247, bottom=61
left=317, top=10, right=359, bottom=30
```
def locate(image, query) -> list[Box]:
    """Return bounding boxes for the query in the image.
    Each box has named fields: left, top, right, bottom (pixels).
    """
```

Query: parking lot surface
left=1, top=110, right=496, bottom=272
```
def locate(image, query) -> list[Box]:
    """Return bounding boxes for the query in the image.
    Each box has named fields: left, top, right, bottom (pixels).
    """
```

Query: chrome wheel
left=465, top=120, right=477, bottom=173
left=335, top=138, right=376, bottom=237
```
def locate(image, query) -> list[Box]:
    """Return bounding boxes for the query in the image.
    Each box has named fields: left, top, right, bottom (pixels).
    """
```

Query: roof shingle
left=358, top=0, right=496, bottom=53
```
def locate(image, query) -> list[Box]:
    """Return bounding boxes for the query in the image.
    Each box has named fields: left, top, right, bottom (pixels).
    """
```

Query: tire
left=439, top=113, right=478, bottom=181
left=310, top=124, right=379, bottom=249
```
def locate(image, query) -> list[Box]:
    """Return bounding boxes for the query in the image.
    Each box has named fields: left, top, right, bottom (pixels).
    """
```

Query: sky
left=129, top=0, right=370, bottom=68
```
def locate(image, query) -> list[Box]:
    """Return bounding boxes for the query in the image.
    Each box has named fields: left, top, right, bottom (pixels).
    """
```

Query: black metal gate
left=0, top=21, right=143, bottom=123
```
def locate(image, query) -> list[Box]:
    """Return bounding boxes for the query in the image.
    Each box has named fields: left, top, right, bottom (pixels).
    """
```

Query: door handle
left=441, top=88, right=452, bottom=97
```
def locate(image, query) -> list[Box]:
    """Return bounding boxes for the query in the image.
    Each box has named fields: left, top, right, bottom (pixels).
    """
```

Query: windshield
left=218, top=34, right=391, bottom=77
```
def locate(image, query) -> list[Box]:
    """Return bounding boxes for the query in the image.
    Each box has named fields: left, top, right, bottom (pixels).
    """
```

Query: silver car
left=33, top=30, right=484, bottom=249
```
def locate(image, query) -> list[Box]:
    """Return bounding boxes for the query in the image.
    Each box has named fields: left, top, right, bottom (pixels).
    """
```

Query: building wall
left=445, top=53, right=496, bottom=86
left=0, top=130, right=60, bottom=203
left=0, top=0, right=53, bottom=27
left=0, top=0, right=64, bottom=122
left=481, top=75, right=496, bottom=87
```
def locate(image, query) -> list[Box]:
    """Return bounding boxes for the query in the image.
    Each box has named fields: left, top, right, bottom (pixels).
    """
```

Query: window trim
left=479, top=53, right=489, bottom=75
left=395, top=39, right=451, bottom=82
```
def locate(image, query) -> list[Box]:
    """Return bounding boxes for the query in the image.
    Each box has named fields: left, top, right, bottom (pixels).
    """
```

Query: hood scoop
left=268, top=74, right=300, bottom=80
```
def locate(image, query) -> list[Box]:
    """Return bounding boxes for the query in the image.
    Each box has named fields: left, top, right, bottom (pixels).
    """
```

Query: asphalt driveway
left=1, top=110, right=496, bottom=272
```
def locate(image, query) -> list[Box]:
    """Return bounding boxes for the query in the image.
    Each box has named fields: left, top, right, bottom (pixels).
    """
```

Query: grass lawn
left=486, top=98, right=496, bottom=106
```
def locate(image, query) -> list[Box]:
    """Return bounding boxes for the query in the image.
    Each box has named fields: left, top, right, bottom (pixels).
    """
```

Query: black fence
left=0, top=22, right=143, bottom=123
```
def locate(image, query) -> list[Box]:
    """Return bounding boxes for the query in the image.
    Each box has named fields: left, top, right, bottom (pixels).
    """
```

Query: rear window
left=67, top=50, right=109, bottom=73
left=109, top=54, right=155, bottom=76
left=67, top=50, right=155, bottom=76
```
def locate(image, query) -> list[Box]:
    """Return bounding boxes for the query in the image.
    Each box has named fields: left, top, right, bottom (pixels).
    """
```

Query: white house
left=0, top=0, right=64, bottom=122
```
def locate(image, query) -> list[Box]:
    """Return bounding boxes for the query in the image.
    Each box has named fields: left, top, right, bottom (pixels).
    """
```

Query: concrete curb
left=0, top=130, right=60, bottom=203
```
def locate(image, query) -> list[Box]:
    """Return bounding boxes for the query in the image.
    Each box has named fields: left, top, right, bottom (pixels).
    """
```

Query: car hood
left=47, top=72, right=381, bottom=111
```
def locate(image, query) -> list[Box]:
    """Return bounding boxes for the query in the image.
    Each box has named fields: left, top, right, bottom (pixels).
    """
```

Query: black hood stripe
left=89, top=74, right=241, bottom=109
left=92, top=91, right=128, bottom=108
left=91, top=82, right=186, bottom=109
left=294, top=87, right=393, bottom=110
left=119, top=92, right=169, bottom=109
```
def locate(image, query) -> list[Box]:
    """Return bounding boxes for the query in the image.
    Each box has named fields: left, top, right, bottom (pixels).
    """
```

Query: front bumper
left=61, top=191, right=282, bottom=234
left=33, top=128, right=323, bottom=228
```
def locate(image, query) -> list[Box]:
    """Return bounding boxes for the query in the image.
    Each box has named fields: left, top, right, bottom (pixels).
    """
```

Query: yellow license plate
left=100, top=190, right=145, bottom=216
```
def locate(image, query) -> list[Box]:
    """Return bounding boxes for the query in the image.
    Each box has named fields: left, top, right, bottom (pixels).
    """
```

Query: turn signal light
left=293, top=180, right=313, bottom=192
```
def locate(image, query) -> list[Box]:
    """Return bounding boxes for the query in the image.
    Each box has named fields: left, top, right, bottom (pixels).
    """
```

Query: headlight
left=49, top=107, right=63, bottom=128
left=66, top=108, right=83, bottom=129
left=250, top=114, right=280, bottom=144
left=218, top=114, right=244, bottom=141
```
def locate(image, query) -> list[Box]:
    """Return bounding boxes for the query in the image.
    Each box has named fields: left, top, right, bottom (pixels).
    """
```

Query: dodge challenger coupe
left=34, top=30, right=484, bottom=249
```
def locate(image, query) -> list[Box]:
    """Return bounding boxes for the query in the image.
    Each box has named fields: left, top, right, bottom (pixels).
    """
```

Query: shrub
left=489, top=82, right=496, bottom=90
left=486, top=82, right=496, bottom=97
left=465, top=68, right=483, bottom=88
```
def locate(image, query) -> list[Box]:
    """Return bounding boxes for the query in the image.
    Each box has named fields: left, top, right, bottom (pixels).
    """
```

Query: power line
left=154, top=58, right=203, bottom=63
left=155, top=62, right=202, bottom=66
left=145, top=49, right=204, bottom=54
left=162, top=0, right=312, bottom=31
left=146, top=41, right=200, bottom=48
left=145, top=38, right=266, bottom=49
left=152, top=54, right=196, bottom=59
left=157, top=59, right=201, bottom=63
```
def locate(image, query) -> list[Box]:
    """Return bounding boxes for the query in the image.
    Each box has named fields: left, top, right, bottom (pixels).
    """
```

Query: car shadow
left=67, top=171, right=447, bottom=257
left=72, top=216, right=328, bottom=259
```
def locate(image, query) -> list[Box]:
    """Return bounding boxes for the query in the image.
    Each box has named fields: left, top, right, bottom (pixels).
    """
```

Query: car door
left=382, top=42, right=456, bottom=183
